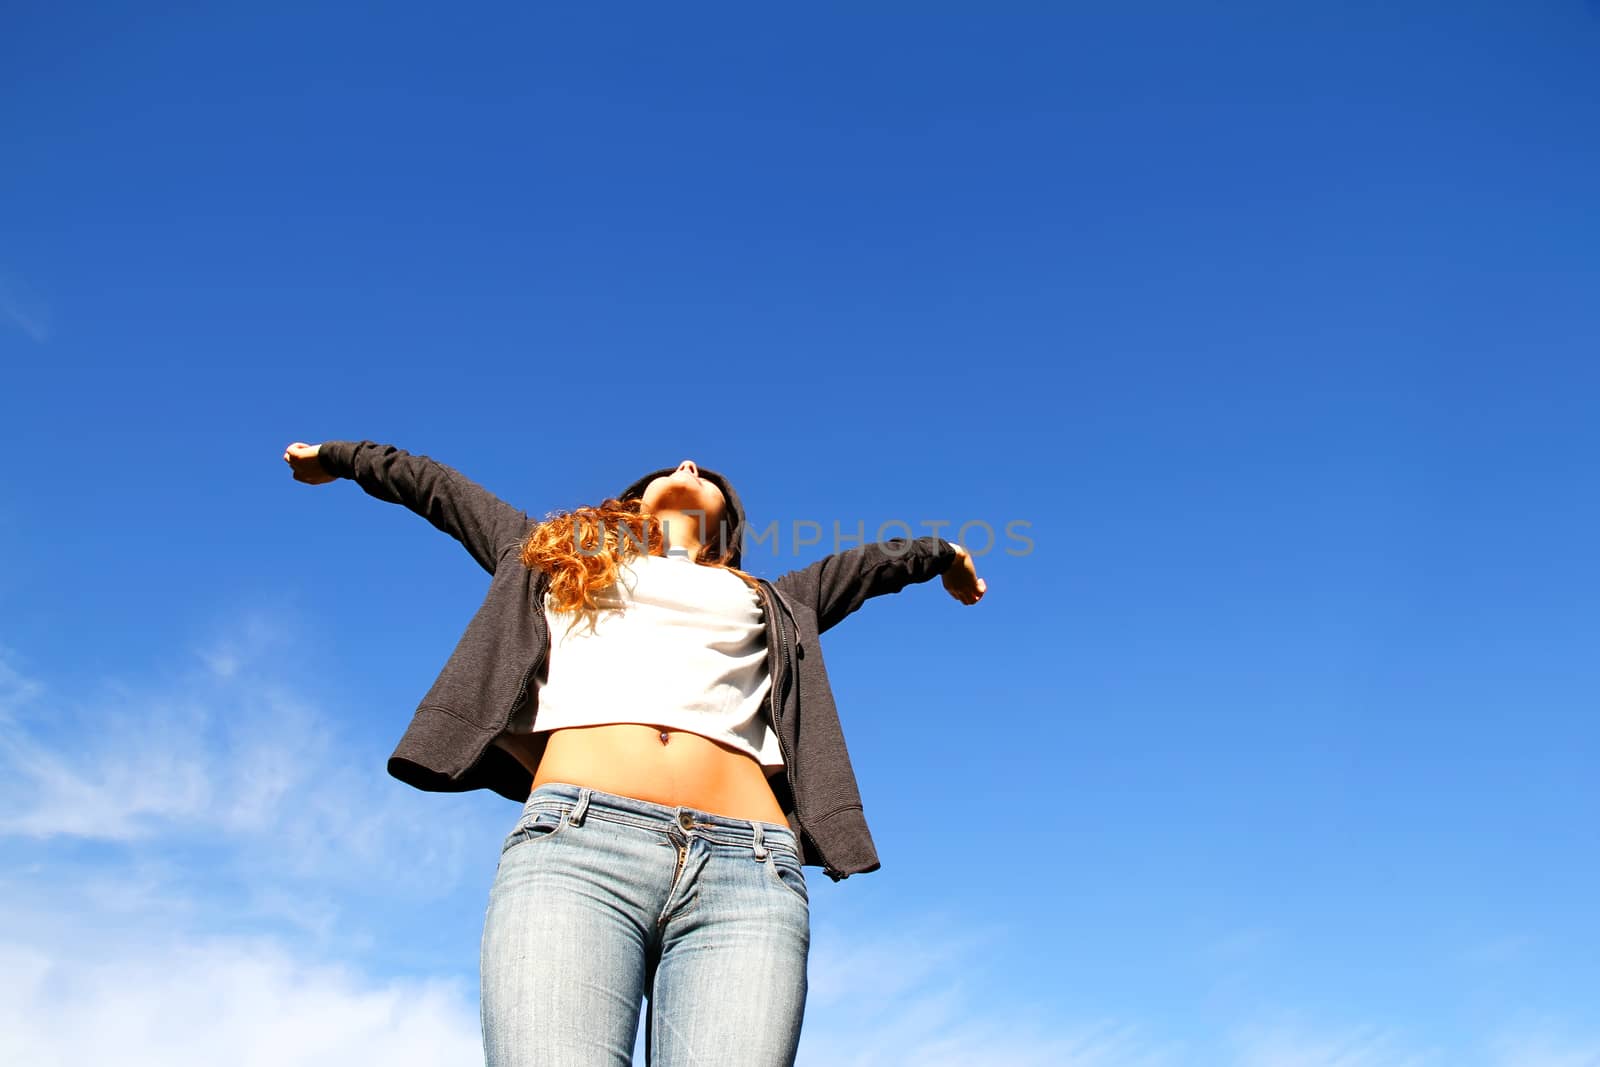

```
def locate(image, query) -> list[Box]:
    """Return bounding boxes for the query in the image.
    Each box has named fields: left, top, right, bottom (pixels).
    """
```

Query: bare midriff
left=520, top=723, right=790, bottom=827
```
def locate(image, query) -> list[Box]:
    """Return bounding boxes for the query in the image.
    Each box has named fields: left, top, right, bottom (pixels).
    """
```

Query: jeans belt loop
left=571, top=788, right=591, bottom=827
left=751, top=821, right=768, bottom=860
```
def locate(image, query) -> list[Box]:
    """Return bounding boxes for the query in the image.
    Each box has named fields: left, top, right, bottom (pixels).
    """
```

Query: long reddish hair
left=520, top=496, right=762, bottom=622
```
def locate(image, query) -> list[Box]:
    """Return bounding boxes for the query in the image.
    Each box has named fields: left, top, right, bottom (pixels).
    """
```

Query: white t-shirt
left=495, top=546, right=782, bottom=771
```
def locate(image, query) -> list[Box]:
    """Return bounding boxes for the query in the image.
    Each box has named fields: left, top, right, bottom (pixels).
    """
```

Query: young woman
left=283, top=440, right=986, bottom=1066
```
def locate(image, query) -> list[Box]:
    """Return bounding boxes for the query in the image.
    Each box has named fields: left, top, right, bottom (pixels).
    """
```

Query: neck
left=653, top=509, right=708, bottom=558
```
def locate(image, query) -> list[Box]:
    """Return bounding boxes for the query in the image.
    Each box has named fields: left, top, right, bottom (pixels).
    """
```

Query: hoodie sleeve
left=773, top=536, right=959, bottom=635
left=316, top=440, right=532, bottom=575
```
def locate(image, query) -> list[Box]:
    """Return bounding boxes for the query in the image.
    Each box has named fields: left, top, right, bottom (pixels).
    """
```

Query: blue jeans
left=480, top=782, right=811, bottom=1066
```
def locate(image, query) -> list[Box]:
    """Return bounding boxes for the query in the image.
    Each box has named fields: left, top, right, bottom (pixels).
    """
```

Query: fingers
left=942, top=550, right=987, bottom=605
left=948, top=580, right=985, bottom=605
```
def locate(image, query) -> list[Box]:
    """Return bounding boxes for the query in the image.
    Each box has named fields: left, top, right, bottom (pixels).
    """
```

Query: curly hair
left=519, top=495, right=763, bottom=627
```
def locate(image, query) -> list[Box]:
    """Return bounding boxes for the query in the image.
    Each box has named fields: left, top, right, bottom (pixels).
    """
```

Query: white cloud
left=798, top=908, right=1183, bottom=1067
left=0, top=937, right=481, bottom=1067
left=1457, top=933, right=1538, bottom=967
left=0, top=648, right=46, bottom=714
left=0, top=631, right=496, bottom=899
left=0, top=267, right=51, bottom=343
left=1230, top=1017, right=1443, bottom=1067
left=1487, top=1022, right=1600, bottom=1067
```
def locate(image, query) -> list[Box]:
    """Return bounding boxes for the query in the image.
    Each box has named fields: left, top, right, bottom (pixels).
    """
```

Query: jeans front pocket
left=500, top=806, right=568, bottom=857
left=766, top=846, right=810, bottom=907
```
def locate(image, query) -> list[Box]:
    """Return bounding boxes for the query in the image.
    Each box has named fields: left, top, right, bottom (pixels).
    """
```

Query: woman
left=283, top=439, right=986, bottom=1066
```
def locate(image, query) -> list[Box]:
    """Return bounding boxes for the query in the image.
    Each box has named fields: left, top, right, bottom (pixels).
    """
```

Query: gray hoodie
left=314, top=440, right=958, bottom=881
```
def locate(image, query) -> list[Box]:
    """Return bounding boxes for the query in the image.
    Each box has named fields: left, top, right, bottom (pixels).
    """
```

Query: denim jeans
left=481, top=782, right=811, bottom=1066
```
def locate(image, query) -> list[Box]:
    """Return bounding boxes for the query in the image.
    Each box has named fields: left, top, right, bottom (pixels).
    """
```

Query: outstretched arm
left=773, top=535, right=984, bottom=635
left=285, top=439, right=531, bottom=575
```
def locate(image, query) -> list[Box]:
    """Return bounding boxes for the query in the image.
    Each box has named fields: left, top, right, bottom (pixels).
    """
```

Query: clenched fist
left=283, top=441, right=336, bottom=485
left=941, top=543, right=987, bottom=605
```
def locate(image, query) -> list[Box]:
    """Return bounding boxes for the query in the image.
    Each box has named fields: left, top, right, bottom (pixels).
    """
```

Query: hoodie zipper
left=761, top=581, right=840, bottom=878
left=506, top=579, right=551, bottom=730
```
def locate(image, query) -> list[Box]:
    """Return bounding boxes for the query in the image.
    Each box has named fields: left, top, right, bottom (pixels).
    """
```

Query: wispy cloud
left=0, top=936, right=482, bottom=1067
left=1487, top=1022, right=1600, bottom=1067
left=1230, top=1017, right=1444, bottom=1067
left=799, top=909, right=1183, bottom=1066
left=1457, top=933, right=1539, bottom=968
left=0, top=268, right=51, bottom=343
left=0, top=630, right=495, bottom=898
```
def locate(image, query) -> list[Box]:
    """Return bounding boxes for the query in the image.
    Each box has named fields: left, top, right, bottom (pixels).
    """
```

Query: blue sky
left=2, top=2, right=1597, bottom=1063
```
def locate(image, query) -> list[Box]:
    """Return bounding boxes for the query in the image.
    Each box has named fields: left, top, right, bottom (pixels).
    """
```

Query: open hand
left=941, top=543, right=986, bottom=605
left=283, top=441, right=336, bottom=485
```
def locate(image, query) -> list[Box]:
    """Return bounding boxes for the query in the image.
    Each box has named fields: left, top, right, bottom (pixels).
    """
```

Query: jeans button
left=678, top=811, right=693, bottom=830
